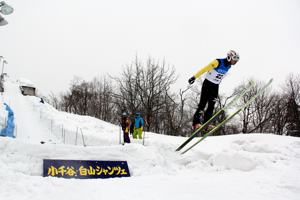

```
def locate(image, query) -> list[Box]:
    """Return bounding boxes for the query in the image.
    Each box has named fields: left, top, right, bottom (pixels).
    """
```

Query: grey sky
left=1, top=0, right=300, bottom=96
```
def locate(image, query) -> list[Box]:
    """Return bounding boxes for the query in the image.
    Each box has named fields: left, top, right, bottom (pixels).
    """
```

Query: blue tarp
left=0, top=103, right=15, bottom=138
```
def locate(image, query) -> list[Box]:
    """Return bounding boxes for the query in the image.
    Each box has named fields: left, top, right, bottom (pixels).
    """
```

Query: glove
left=188, top=76, right=196, bottom=85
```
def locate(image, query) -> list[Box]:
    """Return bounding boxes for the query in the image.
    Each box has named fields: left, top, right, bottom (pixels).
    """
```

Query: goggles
left=231, top=55, right=240, bottom=61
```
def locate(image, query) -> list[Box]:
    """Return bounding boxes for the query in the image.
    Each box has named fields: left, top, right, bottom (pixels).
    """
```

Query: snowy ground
left=0, top=79, right=300, bottom=200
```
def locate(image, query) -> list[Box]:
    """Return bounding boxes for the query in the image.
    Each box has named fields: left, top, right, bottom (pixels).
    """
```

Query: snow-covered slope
left=0, top=79, right=300, bottom=200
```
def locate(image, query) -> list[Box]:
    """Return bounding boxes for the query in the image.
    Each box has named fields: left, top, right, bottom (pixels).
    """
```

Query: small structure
left=18, top=78, right=36, bottom=96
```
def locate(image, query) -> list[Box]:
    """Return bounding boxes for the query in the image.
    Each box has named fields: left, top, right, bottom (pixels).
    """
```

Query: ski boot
left=192, top=123, right=202, bottom=130
left=192, top=110, right=204, bottom=130
left=205, top=124, right=215, bottom=132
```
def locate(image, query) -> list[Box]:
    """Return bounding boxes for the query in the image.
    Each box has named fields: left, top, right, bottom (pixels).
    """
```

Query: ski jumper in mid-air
left=188, top=50, right=240, bottom=130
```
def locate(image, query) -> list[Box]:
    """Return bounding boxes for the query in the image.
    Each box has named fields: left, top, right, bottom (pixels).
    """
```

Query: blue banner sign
left=43, top=159, right=130, bottom=179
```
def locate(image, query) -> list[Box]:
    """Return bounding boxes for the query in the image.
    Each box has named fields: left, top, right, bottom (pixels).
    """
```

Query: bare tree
left=160, top=89, right=192, bottom=136
left=139, top=58, right=177, bottom=132
left=269, top=93, right=288, bottom=135
left=284, top=74, right=300, bottom=136
left=209, top=82, right=253, bottom=135
left=113, top=60, right=142, bottom=115
left=237, top=79, right=289, bottom=135
left=248, top=84, right=275, bottom=133
left=237, top=79, right=260, bottom=133
left=47, top=92, right=60, bottom=109
left=88, top=77, right=115, bottom=122
left=113, top=56, right=177, bottom=133
left=57, top=76, right=115, bottom=122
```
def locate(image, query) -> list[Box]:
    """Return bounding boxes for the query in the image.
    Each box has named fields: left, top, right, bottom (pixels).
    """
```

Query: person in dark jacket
left=120, top=112, right=131, bottom=143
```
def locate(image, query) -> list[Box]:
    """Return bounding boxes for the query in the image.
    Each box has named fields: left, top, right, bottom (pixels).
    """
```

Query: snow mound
left=1, top=133, right=299, bottom=177
left=180, top=134, right=300, bottom=173
left=211, top=152, right=257, bottom=171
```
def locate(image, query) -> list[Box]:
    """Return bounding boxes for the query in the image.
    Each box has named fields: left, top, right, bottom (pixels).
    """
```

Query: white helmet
left=227, top=50, right=240, bottom=62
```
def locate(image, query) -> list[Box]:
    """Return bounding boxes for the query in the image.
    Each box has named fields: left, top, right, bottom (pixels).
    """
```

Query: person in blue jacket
left=188, top=50, right=240, bottom=130
left=131, top=112, right=145, bottom=139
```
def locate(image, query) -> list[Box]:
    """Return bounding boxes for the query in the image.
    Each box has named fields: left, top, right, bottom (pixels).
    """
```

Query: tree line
left=47, top=57, right=300, bottom=137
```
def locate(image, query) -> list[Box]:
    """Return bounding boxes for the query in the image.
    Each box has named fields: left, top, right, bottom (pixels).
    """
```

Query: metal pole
left=63, top=129, right=66, bottom=144
left=80, top=128, right=86, bottom=147
left=61, top=124, right=64, bottom=143
left=119, top=125, right=122, bottom=145
left=142, top=130, right=145, bottom=146
left=75, top=127, right=78, bottom=145
left=50, top=119, right=53, bottom=138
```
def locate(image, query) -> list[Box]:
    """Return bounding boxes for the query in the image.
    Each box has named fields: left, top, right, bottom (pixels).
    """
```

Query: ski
left=181, top=78, right=273, bottom=155
left=175, top=80, right=255, bottom=152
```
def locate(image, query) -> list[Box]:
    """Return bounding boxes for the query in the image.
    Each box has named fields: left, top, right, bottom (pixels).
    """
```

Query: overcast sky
left=1, top=0, right=300, bottom=96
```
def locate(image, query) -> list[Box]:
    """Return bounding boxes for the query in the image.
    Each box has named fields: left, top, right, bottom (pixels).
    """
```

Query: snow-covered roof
left=18, top=78, right=35, bottom=88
